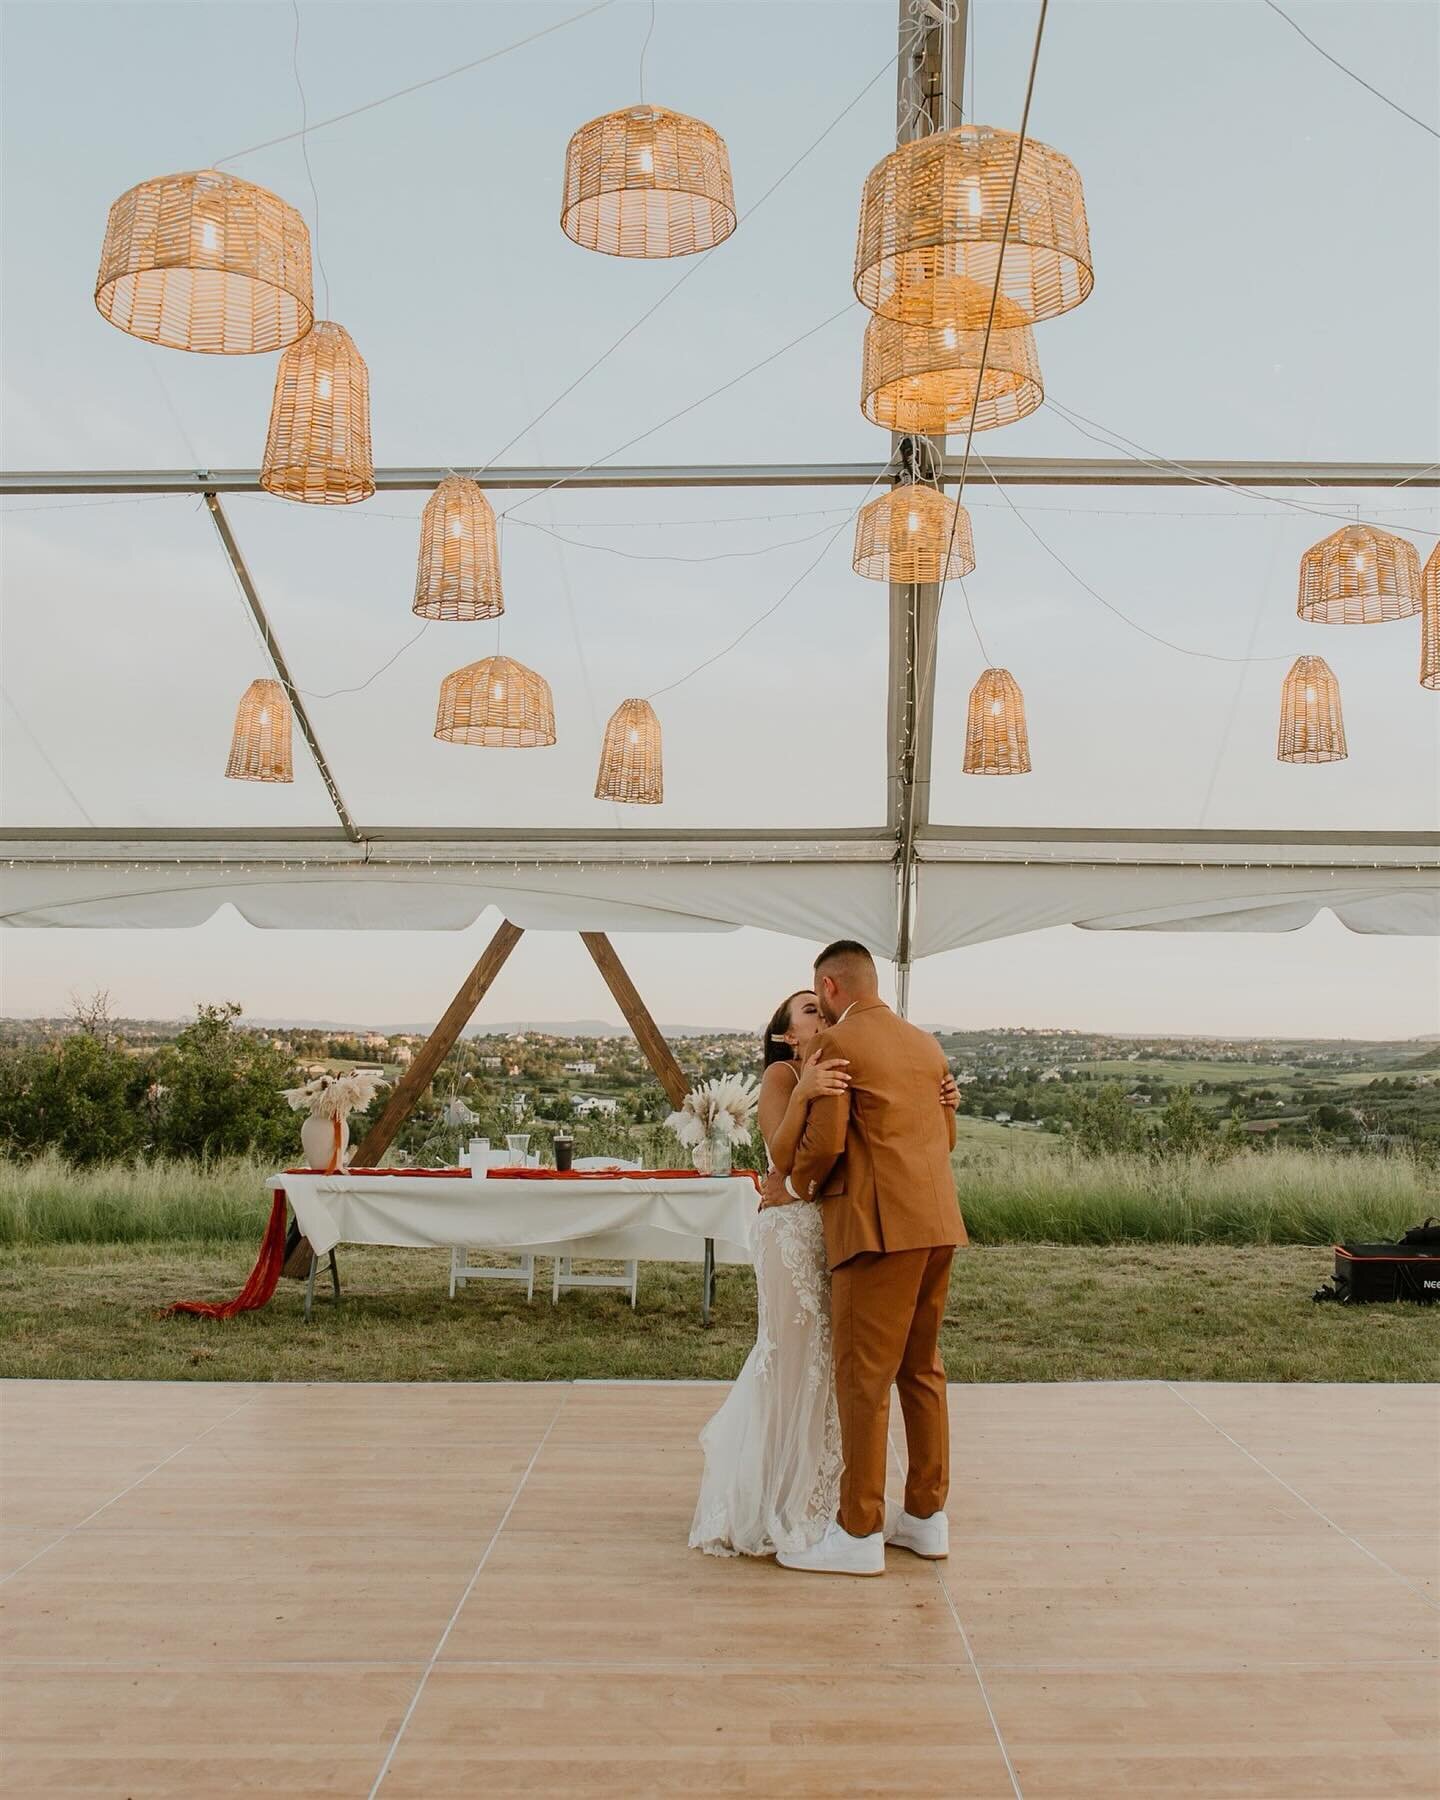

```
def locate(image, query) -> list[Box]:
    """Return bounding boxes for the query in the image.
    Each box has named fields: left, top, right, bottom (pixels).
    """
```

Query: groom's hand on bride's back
left=758, top=1170, right=796, bottom=1210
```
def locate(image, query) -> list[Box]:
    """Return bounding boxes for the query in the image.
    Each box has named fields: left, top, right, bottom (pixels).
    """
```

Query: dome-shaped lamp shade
left=1277, top=656, right=1347, bottom=763
left=853, top=485, right=975, bottom=584
left=1421, top=545, right=1440, bottom=691
left=855, top=123, right=1092, bottom=329
left=95, top=169, right=313, bottom=354
left=596, top=698, right=663, bottom=804
left=435, top=655, right=556, bottom=747
left=225, top=679, right=293, bottom=782
left=1296, top=524, right=1422, bottom=625
left=260, top=320, right=374, bottom=505
left=861, top=313, right=1043, bottom=435
left=963, top=667, right=1031, bottom=775
left=414, top=478, right=503, bottom=621
left=561, top=105, right=736, bottom=258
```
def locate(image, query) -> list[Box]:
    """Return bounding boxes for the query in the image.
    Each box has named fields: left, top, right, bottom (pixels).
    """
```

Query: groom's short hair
left=815, top=939, right=878, bottom=990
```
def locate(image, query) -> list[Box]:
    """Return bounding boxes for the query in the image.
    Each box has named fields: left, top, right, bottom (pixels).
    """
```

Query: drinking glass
left=505, top=1133, right=531, bottom=1165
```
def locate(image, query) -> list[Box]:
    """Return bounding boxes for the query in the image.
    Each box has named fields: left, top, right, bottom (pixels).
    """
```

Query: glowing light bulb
left=941, top=326, right=958, bottom=349
left=492, top=682, right=505, bottom=700
left=637, top=145, right=654, bottom=174
left=258, top=707, right=271, bottom=725
left=316, top=374, right=332, bottom=400
left=200, top=220, right=219, bottom=252
left=965, top=181, right=983, bottom=221
left=1304, top=686, right=1317, bottom=704
left=627, top=728, right=640, bottom=745
left=1354, top=553, right=1367, bottom=574
left=990, top=699, right=1003, bottom=717
left=907, top=511, right=922, bottom=532
left=449, top=516, right=464, bottom=540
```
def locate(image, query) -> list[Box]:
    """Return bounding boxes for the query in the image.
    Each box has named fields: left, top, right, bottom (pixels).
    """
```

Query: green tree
left=0, top=1034, right=147, bottom=1164
left=1155, top=1087, right=1213, bottom=1157
left=1073, top=1083, right=1147, bottom=1156
left=151, top=1003, right=297, bottom=1161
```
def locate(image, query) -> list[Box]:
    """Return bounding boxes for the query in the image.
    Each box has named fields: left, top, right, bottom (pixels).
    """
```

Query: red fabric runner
left=164, top=1189, right=289, bottom=1321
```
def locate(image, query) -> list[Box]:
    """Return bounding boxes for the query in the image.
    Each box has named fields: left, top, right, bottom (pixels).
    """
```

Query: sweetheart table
left=269, top=1167, right=761, bottom=1322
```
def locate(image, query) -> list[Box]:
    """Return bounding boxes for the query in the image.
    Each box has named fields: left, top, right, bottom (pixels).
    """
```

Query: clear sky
left=2, top=0, right=1437, bottom=1037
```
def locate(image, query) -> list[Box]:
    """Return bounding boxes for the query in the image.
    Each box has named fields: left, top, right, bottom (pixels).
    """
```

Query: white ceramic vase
left=300, top=1113, right=349, bottom=1172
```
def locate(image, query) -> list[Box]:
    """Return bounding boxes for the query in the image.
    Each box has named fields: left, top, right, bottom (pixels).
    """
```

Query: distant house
left=392, top=1046, right=413, bottom=1067
left=479, top=1056, right=503, bottom=1072
left=993, top=1111, right=1012, bottom=1124
left=573, top=1095, right=619, bottom=1118
left=362, top=1033, right=389, bottom=1050
left=564, top=1060, right=597, bottom=1077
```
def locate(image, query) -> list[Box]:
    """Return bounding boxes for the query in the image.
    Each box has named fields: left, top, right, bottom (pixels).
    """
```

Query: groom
left=764, top=939, right=966, bottom=1577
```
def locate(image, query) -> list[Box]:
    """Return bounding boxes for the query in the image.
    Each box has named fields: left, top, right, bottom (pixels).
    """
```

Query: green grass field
left=2, top=1241, right=1434, bottom=1385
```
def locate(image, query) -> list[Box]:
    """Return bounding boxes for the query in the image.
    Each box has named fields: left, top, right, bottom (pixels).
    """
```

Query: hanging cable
left=289, top=0, right=332, bottom=319
left=1261, top=0, right=1439, bottom=140
left=638, top=0, right=656, bottom=104
left=213, top=0, right=618, bottom=165
left=1, top=688, right=96, bottom=825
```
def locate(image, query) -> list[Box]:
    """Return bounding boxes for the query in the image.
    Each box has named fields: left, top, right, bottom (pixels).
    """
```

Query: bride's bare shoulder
left=760, top=1060, right=800, bottom=1096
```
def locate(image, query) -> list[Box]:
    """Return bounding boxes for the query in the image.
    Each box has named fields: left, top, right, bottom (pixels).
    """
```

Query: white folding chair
left=449, top=1248, right=535, bottom=1302
left=551, top=1158, right=641, bottom=1308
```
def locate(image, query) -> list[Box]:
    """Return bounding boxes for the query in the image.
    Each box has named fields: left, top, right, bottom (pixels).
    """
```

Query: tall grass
left=0, top=1144, right=1429, bottom=1249
left=956, top=1144, right=1430, bottom=1245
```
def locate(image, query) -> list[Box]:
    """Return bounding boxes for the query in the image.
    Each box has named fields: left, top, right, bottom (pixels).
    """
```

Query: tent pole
left=579, top=932, right=690, bottom=1109
left=203, top=494, right=360, bottom=845
left=890, top=0, right=966, bottom=1011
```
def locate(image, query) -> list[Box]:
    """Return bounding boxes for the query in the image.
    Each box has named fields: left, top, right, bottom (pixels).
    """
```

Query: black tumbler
left=554, top=1135, right=574, bottom=1172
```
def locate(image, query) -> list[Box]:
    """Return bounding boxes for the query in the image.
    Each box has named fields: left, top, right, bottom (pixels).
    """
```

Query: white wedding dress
left=689, top=1069, right=843, bottom=1558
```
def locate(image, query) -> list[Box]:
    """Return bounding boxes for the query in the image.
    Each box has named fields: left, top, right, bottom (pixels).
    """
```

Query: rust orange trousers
left=830, top=1245, right=954, bottom=1538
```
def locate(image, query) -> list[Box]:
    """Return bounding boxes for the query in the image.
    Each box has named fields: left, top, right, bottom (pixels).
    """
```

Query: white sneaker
left=885, top=1505, right=949, bottom=1559
left=776, top=1520, right=884, bottom=1577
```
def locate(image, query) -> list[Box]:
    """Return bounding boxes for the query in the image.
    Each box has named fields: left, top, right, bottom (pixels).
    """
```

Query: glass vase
left=705, top=1130, right=732, bottom=1177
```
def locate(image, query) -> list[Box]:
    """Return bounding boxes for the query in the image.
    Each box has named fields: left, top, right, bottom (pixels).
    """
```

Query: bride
left=689, top=988, right=851, bottom=1558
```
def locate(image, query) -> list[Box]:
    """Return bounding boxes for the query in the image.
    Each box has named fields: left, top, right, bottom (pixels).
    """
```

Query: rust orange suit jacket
left=787, top=997, right=967, bottom=1271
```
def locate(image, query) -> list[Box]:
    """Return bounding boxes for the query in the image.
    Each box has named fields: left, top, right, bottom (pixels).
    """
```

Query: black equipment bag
left=1314, top=1220, right=1440, bottom=1304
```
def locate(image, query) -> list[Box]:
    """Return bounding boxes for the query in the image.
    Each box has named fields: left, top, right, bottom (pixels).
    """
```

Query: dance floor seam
left=2, top=1378, right=1436, bottom=1799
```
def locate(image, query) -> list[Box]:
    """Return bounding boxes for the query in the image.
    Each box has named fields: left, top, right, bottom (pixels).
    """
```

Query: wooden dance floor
left=1, top=1378, right=1436, bottom=1796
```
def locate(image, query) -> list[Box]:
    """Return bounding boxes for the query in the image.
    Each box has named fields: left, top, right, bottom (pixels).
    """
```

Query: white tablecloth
left=269, top=1172, right=759, bottom=1266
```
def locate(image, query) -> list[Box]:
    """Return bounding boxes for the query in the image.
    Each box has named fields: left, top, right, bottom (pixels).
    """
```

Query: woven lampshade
left=853, top=484, right=975, bottom=584
left=414, top=478, right=503, bottom=622
left=259, top=320, right=374, bottom=505
left=861, top=312, right=1043, bottom=435
left=596, top=698, right=663, bottom=804
left=1421, top=544, right=1440, bottom=690
left=963, top=667, right=1031, bottom=775
left=225, top=679, right=293, bottom=782
left=95, top=168, right=313, bottom=355
left=435, top=655, right=555, bottom=747
left=561, top=104, right=736, bottom=257
left=854, top=123, right=1092, bottom=328
left=1277, top=656, right=1347, bottom=764
left=1296, top=524, right=1422, bottom=625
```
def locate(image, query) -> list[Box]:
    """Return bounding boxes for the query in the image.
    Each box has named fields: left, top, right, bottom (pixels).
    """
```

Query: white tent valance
left=3, top=831, right=1434, bottom=957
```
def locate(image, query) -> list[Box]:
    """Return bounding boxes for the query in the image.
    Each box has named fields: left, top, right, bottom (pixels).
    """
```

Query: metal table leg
left=304, top=1254, right=319, bottom=1323
left=702, top=1237, right=716, bottom=1327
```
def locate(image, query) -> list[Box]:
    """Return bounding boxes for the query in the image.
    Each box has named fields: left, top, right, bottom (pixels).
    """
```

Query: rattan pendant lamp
left=853, top=482, right=975, bottom=584
left=854, top=123, right=1092, bottom=328
left=225, top=679, right=293, bottom=782
left=434, top=655, right=556, bottom=747
left=861, top=312, right=1044, bottom=435
left=95, top=169, right=313, bottom=354
left=414, top=478, right=504, bottom=621
left=1421, top=544, right=1440, bottom=690
left=1277, top=656, right=1347, bottom=762
left=963, top=667, right=1031, bottom=775
left=596, top=698, right=663, bottom=804
left=259, top=320, right=374, bottom=505
left=1296, top=524, right=1422, bottom=625
left=561, top=105, right=736, bottom=257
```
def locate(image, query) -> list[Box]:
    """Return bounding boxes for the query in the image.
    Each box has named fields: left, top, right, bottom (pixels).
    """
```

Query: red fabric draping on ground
left=164, top=1189, right=289, bottom=1321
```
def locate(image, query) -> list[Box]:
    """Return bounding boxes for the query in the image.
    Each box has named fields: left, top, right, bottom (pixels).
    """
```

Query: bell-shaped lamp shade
left=963, top=667, right=1031, bottom=775
left=434, top=655, right=556, bottom=747
left=853, top=484, right=976, bottom=584
left=854, top=123, right=1092, bottom=328
left=1421, top=544, right=1440, bottom=691
left=225, top=679, right=293, bottom=782
left=861, top=313, right=1043, bottom=435
left=561, top=105, right=736, bottom=258
left=1296, top=524, right=1422, bottom=625
left=95, top=169, right=313, bottom=354
left=259, top=320, right=375, bottom=505
left=1277, top=656, right=1347, bottom=763
left=414, top=478, right=504, bottom=621
left=595, top=698, right=663, bottom=804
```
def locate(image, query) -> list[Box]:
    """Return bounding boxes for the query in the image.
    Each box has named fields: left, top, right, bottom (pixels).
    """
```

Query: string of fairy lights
left=80, top=0, right=1438, bottom=811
